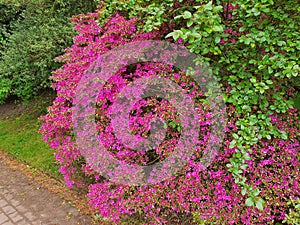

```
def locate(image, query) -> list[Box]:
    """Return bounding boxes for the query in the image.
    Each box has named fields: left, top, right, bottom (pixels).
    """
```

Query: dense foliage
left=40, top=0, right=299, bottom=224
left=0, top=0, right=27, bottom=53
left=0, top=0, right=97, bottom=103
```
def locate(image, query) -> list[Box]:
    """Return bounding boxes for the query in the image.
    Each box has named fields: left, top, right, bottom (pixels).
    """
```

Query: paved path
left=0, top=158, right=92, bottom=225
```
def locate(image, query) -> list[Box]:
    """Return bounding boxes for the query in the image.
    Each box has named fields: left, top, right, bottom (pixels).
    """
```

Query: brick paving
left=0, top=158, right=92, bottom=225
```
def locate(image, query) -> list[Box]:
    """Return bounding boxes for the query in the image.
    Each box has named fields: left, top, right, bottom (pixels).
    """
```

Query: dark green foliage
left=0, top=0, right=28, bottom=48
left=0, top=0, right=97, bottom=103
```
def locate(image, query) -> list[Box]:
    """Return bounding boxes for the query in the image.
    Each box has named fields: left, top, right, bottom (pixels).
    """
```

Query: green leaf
left=213, top=5, right=223, bottom=13
left=255, top=198, right=265, bottom=211
left=235, top=151, right=242, bottom=158
left=268, top=67, right=273, bottom=74
left=229, top=140, right=236, bottom=149
left=256, top=200, right=264, bottom=211
left=245, top=38, right=251, bottom=45
left=204, top=1, right=213, bottom=11
left=265, top=80, right=273, bottom=85
left=163, top=122, right=168, bottom=129
left=174, top=15, right=183, bottom=20
left=245, top=197, right=254, bottom=207
left=171, top=30, right=183, bottom=41
left=232, top=133, right=239, bottom=139
left=253, top=188, right=260, bottom=196
left=212, top=25, right=223, bottom=32
left=165, top=32, right=174, bottom=39
left=241, top=188, right=247, bottom=196
left=187, top=20, right=193, bottom=27
left=183, top=11, right=192, bottom=19
left=281, top=131, right=288, bottom=140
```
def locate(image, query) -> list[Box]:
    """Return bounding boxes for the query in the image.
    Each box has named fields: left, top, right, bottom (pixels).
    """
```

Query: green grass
left=0, top=93, right=61, bottom=179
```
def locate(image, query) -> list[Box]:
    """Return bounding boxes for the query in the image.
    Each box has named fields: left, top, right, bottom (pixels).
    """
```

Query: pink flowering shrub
left=40, top=1, right=300, bottom=224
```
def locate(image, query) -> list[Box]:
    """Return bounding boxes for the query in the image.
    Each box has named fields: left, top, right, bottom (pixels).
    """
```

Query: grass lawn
left=0, top=91, right=61, bottom=179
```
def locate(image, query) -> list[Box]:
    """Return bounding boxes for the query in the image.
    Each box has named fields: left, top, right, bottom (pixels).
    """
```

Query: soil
left=0, top=90, right=56, bottom=120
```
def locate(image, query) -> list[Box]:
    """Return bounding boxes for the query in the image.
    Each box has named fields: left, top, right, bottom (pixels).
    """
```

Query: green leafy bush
left=166, top=0, right=300, bottom=210
left=0, top=0, right=97, bottom=104
left=0, top=0, right=29, bottom=53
